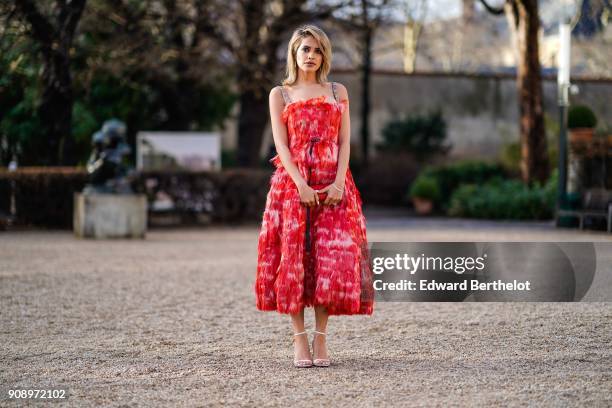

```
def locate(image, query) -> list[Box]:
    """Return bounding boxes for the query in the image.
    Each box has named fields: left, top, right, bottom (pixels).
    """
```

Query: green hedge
left=448, top=170, right=558, bottom=220
left=0, top=167, right=273, bottom=229
left=0, top=168, right=88, bottom=228
left=417, top=160, right=507, bottom=211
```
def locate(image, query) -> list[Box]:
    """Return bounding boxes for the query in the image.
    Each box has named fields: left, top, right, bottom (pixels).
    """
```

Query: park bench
left=556, top=188, right=612, bottom=233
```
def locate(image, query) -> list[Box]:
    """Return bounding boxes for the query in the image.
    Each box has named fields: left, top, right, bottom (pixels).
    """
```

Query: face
left=296, top=35, right=323, bottom=73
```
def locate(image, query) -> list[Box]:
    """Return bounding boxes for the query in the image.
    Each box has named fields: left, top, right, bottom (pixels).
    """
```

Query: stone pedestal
left=74, top=193, right=147, bottom=239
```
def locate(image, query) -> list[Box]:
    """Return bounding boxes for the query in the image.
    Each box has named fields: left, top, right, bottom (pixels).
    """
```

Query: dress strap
left=279, top=85, right=292, bottom=105
left=331, top=82, right=338, bottom=102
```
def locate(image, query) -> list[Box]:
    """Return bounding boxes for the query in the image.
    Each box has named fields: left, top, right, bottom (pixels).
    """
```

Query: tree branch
left=13, top=0, right=56, bottom=45
left=58, top=0, right=87, bottom=43
left=194, top=2, right=237, bottom=54
left=479, top=0, right=506, bottom=15
left=0, top=3, right=18, bottom=37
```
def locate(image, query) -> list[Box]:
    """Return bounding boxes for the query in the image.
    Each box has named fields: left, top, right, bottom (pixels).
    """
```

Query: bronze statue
left=83, top=119, right=135, bottom=194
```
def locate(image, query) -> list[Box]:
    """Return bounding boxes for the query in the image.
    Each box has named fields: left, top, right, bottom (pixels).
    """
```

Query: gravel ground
left=1, top=215, right=611, bottom=407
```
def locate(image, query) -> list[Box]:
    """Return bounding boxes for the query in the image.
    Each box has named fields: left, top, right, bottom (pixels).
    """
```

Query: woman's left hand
left=317, top=183, right=344, bottom=206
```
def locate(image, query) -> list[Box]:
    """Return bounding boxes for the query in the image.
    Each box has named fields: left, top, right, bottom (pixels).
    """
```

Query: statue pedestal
left=74, top=193, right=147, bottom=239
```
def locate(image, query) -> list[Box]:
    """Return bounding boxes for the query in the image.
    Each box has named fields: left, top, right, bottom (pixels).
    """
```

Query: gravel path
left=1, top=215, right=611, bottom=407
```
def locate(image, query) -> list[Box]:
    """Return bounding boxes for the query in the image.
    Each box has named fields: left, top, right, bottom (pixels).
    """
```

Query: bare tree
left=12, top=0, right=88, bottom=165
left=400, top=0, right=428, bottom=73
left=192, top=0, right=351, bottom=167
left=81, top=0, right=350, bottom=167
left=480, top=0, right=549, bottom=184
left=80, top=0, right=234, bottom=132
left=233, top=0, right=356, bottom=166
left=332, top=0, right=396, bottom=167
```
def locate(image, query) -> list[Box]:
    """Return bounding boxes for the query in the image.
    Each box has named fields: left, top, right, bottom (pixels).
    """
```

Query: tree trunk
left=231, top=1, right=341, bottom=167
left=39, top=45, right=75, bottom=165
left=14, top=0, right=87, bottom=166
left=479, top=0, right=550, bottom=184
left=515, top=0, right=549, bottom=184
left=236, top=0, right=267, bottom=167
left=236, top=84, right=269, bottom=167
left=403, top=22, right=421, bottom=74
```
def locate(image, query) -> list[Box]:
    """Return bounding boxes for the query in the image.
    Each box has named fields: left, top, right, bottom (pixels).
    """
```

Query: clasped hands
left=297, top=181, right=344, bottom=207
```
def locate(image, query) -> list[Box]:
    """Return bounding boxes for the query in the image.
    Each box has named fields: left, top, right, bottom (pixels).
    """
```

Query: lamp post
left=556, top=22, right=571, bottom=221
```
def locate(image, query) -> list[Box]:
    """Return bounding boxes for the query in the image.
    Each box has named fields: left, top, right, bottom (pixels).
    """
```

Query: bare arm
left=334, top=83, right=351, bottom=189
left=269, top=87, right=308, bottom=189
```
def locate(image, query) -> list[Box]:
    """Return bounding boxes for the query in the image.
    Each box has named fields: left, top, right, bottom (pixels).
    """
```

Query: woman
left=255, top=24, right=374, bottom=368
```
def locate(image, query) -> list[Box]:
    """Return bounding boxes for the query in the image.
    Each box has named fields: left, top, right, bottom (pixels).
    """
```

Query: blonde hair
left=282, top=25, right=332, bottom=86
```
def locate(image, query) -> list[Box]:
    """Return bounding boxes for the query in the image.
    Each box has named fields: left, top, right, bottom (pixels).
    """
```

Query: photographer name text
left=373, top=279, right=531, bottom=291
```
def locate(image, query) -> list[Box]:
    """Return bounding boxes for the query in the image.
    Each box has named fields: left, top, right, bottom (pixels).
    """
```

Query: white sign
left=136, top=132, right=221, bottom=171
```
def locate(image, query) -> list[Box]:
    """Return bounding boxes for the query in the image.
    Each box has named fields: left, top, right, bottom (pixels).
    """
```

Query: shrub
left=499, top=140, right=558, bottom=175
left=499, top=141, right=521, bottom=174
left=377, top=110, right=450, bottom=162
left=409, top=175, right=440, bottom=201
left=418, top=160, right=507, bottom=211
left=448, top=169, right=558, bottom=220
left=568, top=105, right=598, bottom=129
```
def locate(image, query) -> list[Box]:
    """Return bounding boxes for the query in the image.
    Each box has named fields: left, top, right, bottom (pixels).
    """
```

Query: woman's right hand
left=296, top=181, right=319, bottom=207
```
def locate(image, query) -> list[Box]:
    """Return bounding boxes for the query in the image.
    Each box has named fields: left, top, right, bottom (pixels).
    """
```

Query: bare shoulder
left=269, top=86, right=284, bottom=107
left=269, top=86, right=282, bottom=100
left=333, top=82, right=349, bottom=99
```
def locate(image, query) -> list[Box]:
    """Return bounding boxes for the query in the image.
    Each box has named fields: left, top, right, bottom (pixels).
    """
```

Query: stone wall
left=219, top=71, right=612, bottom=162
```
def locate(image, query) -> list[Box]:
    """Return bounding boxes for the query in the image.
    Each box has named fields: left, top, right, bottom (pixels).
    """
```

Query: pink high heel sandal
left=293, top=331, right=313, bottom=368
left=312, top=330, right=330, bottom=367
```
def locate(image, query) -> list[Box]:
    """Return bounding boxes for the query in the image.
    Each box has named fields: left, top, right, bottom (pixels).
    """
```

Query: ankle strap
left=313, top=330, right=326, bottom=336
left=294, top=331, right=308, bottom=336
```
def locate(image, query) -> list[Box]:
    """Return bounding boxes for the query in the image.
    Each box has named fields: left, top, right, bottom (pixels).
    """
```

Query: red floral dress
left=254, top=84, right=374, bottom=316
